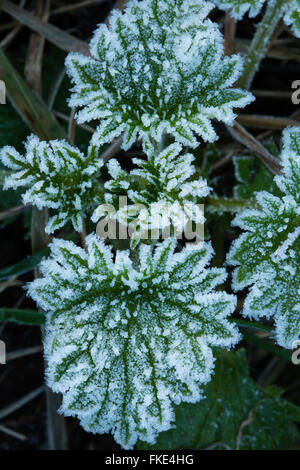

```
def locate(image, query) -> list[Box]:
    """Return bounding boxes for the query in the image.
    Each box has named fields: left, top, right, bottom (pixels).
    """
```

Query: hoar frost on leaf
left=227, top=127, right=300, bottom=349
left=284, top=0, right=300, bottom=38
left=93, top=141, right=211, bottom=247
left=212, top=0, right=265, bottom=20
left=213, top=0, right=300, bottom=37
left=0, top=135, right=103, bottom=233
left=28, top=236, right=240, bottom=449
left=66, top=0, right=253, bottom=150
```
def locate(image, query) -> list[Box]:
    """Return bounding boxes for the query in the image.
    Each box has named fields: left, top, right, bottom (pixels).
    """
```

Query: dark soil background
left=0, top=0, right=299, bottom=450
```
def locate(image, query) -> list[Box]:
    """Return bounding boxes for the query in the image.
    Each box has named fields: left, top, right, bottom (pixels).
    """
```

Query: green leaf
left=0, top=101, right=28, bottom=226
left=0, top=247, right=49, bottom=281
left=0, top=138, right=103, bottom=234
left=284, top=0, right=300, bottom=38
left=213, top=0, right=265, bottom=20
left=228, top=127, right=300, bottom=349
left=242, top=331, right=296, bottom=363
left=28, top=236, right=240, bottom=449
left=66, top=0, right=253, bottom=150
left=214, top=0, right=300, bottom=38
left=138, top=349, right=300, bottom=450
left=93, top=142, right=210, bottom=246
left=0, top=308, right=45, bottom=325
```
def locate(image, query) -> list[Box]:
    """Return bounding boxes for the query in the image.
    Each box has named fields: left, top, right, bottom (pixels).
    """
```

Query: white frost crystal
left=0, top=136, right=103, bottom=233
left=213, top=0, right=300, bottom=37
left=93, top=141, right=211, bottom=246
left=66, top=0, right=253, bottom=150
left=228, top=127, right=300, bottom=349
left=28, top=236, right=240, bottom=448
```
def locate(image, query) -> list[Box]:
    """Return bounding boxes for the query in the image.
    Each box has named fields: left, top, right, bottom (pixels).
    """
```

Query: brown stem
left=237, top=114, right=300, bottom=130
left=224, top=10, right=236, bottom=57
left=227, top=122, right=282, bottom=175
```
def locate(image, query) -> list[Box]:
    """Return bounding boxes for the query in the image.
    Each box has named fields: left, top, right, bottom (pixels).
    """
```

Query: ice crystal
left=28, top=235, right=240, bottom=448
left=0, top=136, right=103, bottom=233
left=66, top=0, right=253, bottom=150
left=213, top=0, right=300, bottom=37
left=93, top=141, right=211, bottom=247
left=227, top=127, right=300, bottom=349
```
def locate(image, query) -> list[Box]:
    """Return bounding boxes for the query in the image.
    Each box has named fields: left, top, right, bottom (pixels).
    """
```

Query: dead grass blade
left=2, top=1, right=89, bottom=55
left=227, top=122, right=282, bottom=174
left=0, top=386, right=44, bottom=421
left=237, top=114, right=300, bottom=130
left=0, top=47, right=67, bottom=140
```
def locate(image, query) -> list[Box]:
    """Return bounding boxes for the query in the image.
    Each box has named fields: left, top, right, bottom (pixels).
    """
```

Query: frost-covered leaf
left=0, top=102, right=29, bottom=225
left=284, top=0, right=300, bottom=38
left=213, top=0, right=300, bottom=38
left=66, top=0, right=253, bottom=150
left=228, top=127, right=300, bottom=349
left=138, top=349, right=300, bottom=450
left=28, top=236, right=240, bottom=449
left=212, top=0, right=265, bottom=20
left=93, top=142, right=211, bottom=246
left=0, top=136, right=103, bottom=233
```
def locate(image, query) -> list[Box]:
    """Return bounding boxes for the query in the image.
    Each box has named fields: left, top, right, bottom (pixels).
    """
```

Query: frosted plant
left=213, top=0, right=265, bottom=19
left=1, top=0, right=299, bottom=452
left=93, top=141, right=211, bottom=247
left=284, top=0, right=300, bottom=38
left=66, top=0, right=253, bottom=150
left=213, top=0, right=300, bottom=37
left=227, top=127, right=300, bottom=349
left=28, top=235, right=240, bottom=449
left=0, top=135, right=103, bottom=233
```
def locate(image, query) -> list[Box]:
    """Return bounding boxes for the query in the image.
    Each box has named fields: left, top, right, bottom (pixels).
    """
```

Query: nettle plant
left=1, top=0, right=300, bottom=450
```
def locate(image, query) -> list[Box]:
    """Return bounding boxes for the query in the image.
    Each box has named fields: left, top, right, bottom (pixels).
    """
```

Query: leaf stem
left=242, top=331, right=295, bottom=364
left=230, top=318, right=273, bottom=333
left=227, top=122, right=282, bottom=175
left=206, top=196, right=258, bottom=213
left=238, top=0, right=286, bottom=90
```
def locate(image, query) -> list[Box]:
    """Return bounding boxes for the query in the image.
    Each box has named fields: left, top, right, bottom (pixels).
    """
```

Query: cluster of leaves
left=0, top=0, right=299, bottom=451
left=0, top=136, right=103, bottom=233
left=93, top=141, right=210, bottom=247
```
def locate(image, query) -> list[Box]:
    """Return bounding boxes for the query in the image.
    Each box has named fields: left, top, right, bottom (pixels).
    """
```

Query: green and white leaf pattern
left=66, top=0, right=253, bottom=150
left=0, top=136, right=103, bottom=233
left=228, top=127, right=300, bottom=349
left=28, top=236, right=240, bottom=448
left=93, top=141, right=211, bottom=247
left=213, top=0, right=265, bottom=19
left=213, top=0, right=300, bottom=38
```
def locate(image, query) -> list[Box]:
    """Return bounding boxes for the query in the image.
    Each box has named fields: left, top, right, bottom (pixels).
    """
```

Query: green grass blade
left=0, top=247, right=49, bottom=281
left=0, top=308, right=45, bottom=325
